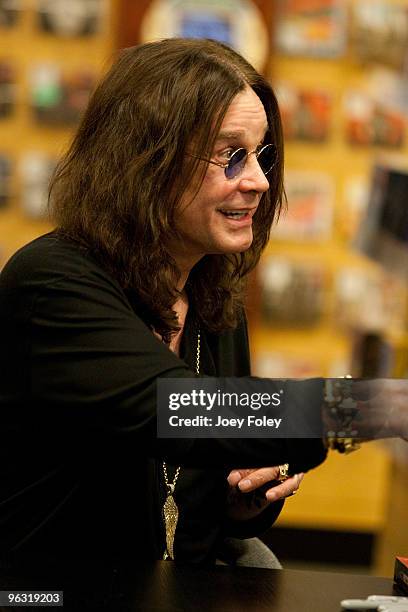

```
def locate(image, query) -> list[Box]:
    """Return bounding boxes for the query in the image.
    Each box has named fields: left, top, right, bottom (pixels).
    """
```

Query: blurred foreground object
left=394, top=557, right=408, bottom=595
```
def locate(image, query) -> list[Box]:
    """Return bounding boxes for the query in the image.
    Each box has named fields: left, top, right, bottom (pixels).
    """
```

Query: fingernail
left=266, top=490, right=277, bottom=501
left=227, top=471, right=241, bottom=486
left=238, top=479, right=252, bottom=491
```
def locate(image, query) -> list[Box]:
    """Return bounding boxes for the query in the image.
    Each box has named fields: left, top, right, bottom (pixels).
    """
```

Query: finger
left=265, top=473, right=304, bottom=502
left=227, top=470, right=243, bottom=486
left=236, top=467, right=280, bottom=492
left=227, top=469, right=254, bottom=487
left=265, top=477, right=298, bottom=502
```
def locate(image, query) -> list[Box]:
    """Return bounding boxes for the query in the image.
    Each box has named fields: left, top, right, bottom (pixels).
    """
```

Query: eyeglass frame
left=190, top=143, right=277, bottom=180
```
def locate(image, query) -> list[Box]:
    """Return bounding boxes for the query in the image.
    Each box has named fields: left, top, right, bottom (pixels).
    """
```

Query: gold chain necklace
left=162, top=330, right=201, bottom=560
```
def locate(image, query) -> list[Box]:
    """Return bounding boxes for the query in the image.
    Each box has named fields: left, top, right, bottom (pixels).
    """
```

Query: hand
left=323, top=379, right=408, bottom=443
left=225, top=467, right=303, bottom=521
left=227, top=467, right=303, bottom=502
left=335, top=379, right=408, bottom=440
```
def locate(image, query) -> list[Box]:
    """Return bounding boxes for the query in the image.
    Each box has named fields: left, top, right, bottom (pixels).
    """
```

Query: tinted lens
left=258, top=144, right=277, bottom=175
left=225, top=148, right=247, bottom=179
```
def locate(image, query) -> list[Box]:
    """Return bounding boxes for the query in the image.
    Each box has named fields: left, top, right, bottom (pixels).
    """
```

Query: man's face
left=169, top=86, right=270, bottom=270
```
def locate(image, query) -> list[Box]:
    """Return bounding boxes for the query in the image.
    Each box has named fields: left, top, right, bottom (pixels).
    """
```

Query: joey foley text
left=167, top=389, right=284, bottom=429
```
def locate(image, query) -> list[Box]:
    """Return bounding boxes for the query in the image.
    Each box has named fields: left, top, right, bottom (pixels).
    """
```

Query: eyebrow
left=215, top=127, right=270, bottom=142
left=216, top=130, right=245, bottom=141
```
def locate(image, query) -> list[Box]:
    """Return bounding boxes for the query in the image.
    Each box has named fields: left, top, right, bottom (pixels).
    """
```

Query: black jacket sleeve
left=0, top=234, right=327, bottom=472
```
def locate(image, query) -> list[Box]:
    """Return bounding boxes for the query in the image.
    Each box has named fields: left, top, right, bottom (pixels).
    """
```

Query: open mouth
left=218, top=209, right=252, bottom=219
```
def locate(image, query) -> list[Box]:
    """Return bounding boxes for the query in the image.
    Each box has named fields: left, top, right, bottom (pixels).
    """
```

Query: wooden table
left=0, top=561, right=396, bottom=611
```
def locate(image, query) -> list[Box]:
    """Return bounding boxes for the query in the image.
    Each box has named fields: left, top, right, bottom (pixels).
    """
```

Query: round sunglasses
left=193, top=143, right=278, bottom=179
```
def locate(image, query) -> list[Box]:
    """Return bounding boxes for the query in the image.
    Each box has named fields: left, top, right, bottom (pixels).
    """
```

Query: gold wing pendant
left=162, top=492, right=179, bottom=560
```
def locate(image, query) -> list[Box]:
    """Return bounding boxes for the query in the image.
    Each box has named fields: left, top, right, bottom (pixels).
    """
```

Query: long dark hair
left=49, top=38, right=284, bottom=342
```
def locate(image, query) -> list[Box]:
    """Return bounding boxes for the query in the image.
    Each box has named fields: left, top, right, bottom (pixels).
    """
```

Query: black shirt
left=0, top=232, right=326, bottom=565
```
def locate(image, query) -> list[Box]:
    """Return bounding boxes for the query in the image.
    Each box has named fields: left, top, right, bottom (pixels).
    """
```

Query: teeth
left=220, top=210, right=247, bottom=218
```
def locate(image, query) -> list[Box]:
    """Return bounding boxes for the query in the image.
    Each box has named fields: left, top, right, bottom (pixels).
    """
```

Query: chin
left=233, top=236, right=254, bottom=252
left=220, top=242, right=253, bottom=254
left=209, top=232, right=254, bottom=255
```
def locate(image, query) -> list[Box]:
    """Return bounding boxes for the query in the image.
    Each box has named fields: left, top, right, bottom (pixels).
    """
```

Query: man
left=0, top=38, right=327, bottom=568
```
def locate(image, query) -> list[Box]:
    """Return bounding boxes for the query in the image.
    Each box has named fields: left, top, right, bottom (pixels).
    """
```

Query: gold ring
left=277, top=463, right=289, bottom=482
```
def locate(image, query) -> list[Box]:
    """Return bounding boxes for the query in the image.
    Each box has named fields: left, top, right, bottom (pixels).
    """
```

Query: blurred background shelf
left=1, top=0, right=407, bottom=578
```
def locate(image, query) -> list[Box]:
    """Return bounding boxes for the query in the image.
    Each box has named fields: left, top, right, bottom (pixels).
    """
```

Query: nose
left=238, top=154, right=270, bottom=194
